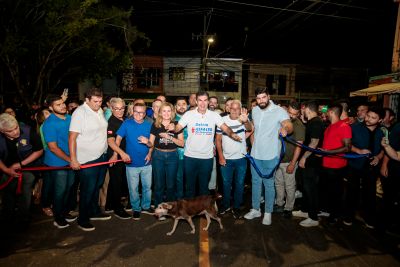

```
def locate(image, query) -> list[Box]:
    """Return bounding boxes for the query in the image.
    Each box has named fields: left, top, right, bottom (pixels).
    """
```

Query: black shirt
left=107, top=115, right=126, bottom=158
left=150, top=122, right=179, bottom=150
left=304, top=116, right=324, bottom=168
left=3, top=128, right=43, bottom=167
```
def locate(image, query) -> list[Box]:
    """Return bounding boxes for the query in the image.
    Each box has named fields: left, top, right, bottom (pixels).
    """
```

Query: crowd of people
left=0, top=87, right=399, bottom=234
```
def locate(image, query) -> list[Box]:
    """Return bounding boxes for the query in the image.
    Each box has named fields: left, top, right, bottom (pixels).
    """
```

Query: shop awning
left=350, top=83, right=400, bottom=97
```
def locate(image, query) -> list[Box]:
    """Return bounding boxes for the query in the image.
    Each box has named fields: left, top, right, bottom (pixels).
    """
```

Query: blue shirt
left=42, top=113, right=71, bottom=166
left=117, top=118, right=152, bottom=167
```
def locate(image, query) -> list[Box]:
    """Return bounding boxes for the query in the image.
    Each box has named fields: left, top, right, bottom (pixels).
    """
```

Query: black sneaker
left=114, top=210, right=131, bottom=220
left=124, top=204, right=132, bottom=212
left=65, top=213, right=78, bottom=223
left=90, top=213, right=112, bottom=221
left=141, top=207, right=155, bottom=215
left=104, top=208, right=114, bottom=214
left=78, top=222, right=95, bottom=231
left=219, top=207, right=231, bottom=215
left=54, top=219, right=69, bottom=229
left=282, top=210, right=292, bottom=219
left=273, top=205, right=284, bottom=213
left=231, top=208, right=242, bottom=219
left=132, top=211, right=141, bottom=220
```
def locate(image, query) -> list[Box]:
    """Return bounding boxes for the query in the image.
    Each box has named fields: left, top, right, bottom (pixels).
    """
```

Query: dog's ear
left=163, top=203, right=174, bottom=210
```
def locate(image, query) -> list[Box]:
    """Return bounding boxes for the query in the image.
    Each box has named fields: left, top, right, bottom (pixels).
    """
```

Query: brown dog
left=154, top=195, right=223, bottom=236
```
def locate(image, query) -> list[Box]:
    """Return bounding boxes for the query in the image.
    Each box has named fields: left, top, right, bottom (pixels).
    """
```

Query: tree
left=0, top=0, right=149, bottom=103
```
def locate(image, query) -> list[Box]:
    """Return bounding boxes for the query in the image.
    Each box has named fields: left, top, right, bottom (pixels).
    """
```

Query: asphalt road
left=1, top=199, right=400, bottom=267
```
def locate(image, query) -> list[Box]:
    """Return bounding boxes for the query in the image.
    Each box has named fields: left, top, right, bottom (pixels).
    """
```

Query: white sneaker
left=317, top=211, right=330, bottom=217
left=299, top=218, right=319, bottom=227
left=292, top=210, right=309, bottom=218
left=244, top=209, right=262, bottom=220
left=262, top=213, right=271, bottom=225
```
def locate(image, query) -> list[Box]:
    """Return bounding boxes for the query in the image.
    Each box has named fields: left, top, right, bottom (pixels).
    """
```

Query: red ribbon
left=0, top=159, right=127, bottom=194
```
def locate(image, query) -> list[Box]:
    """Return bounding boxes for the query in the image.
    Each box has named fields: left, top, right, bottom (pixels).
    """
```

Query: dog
left=154, top=194, right=223, bottom=236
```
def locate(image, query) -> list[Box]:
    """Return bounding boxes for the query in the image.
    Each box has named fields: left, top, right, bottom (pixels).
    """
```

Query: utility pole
left=392, top=0, right=400, bottom=72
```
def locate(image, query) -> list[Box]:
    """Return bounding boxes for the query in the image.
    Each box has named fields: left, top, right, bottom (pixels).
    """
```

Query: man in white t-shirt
left=169, top=91, right=241, bottom=198
left=244, top=87, right=293, bottom=226
left=69, top=88, right=109, bottom=231
left=216, top=100, right=253, bottom=218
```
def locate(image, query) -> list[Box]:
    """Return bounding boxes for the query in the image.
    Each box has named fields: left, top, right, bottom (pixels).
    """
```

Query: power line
left=215, top=0, right=364, bottom=21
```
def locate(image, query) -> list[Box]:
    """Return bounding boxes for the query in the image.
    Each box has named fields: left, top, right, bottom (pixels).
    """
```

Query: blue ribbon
left=284, top=135, right=371, bottom=159
left=245, top=133, right=371, bottom=179
left=244, top=135, right=286, bottom=179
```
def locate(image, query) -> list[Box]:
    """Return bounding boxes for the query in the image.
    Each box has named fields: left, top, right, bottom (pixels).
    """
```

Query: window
left=169, top=67, right=185, bottom=81
left=266, top=74, right=286, bottom=95
left=135, top=67, right=161, bottom=89
left=208, top=70, right=238, bottom=92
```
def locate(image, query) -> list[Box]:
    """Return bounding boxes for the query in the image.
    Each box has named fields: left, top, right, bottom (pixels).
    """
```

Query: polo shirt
left=322, top=120, right=352, bottom=169
left=250, top=101, right=289, bottom=160
left=69, top=102, right=108, bottom=164
left=116, top=118, right=152, bottom=167
left=178, top=108, right=224, bottom=159
left=42, top=113, right=71, bottom=166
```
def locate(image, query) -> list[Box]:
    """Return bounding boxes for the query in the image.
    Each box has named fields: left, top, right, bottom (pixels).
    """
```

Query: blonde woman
left=149, top=102, right=184, bottom=217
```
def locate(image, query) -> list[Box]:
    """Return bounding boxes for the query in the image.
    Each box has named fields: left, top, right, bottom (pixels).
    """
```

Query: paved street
left=1, top=198, right=400, bottom=267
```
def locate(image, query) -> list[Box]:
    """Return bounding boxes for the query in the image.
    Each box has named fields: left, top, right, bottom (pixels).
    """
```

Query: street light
left=205, top=37, right=214, bottom=60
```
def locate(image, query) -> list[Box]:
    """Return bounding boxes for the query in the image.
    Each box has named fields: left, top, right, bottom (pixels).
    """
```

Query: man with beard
left=42, top=95, right=76, bottom=228
left=344, top=107, right=384, bottom=228
left=208, top=96, right=219, bottom=112
left=274, top=102, right=305, bottom=218
left=294, top=101, right=325, bottom=227
left=320, top=104, right=352, bottom=225
left=174, top=97, right=188, bottom=199
left=244, top=87, right=293, bottom=226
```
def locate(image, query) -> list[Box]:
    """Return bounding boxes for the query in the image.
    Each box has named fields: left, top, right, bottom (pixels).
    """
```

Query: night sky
left=128, top=0, right=397, bottom=75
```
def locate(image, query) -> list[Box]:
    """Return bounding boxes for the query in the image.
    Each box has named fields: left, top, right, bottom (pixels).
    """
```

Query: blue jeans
left=78, top=154, right=107, bottom=225
left=184, top=156, right=213, bottom=198
left=126, top=165, right=152, bottom=212
left=51, top=169, right=75, bottom=221
left=152, top=149, right=178, bottom=206
left=220, top=158, right=247, bottom=209
left=176, top=158, right=184, bottom=200
left=250, top=157, right=279, bottom=213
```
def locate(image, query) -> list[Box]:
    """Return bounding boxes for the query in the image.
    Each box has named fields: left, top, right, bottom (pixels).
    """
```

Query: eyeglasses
left=133, top=111, right=146, bottom=115
left=112, top=107, right=125, bottom=111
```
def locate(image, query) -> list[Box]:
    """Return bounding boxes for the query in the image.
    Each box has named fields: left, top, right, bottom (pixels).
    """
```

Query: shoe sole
left=65, top=217, right=77, bottom=223
left=104, top=210, right=114, bottom=214
left=114, top=214, right=131, bottom=220
left=90, top=217, right=111, bottom=221
left=141, top=211, right=154, bottom=215
left=300, top=223, right=319, bottom=227
left=78, top=225, right=95, bottom=231
left=244, top=214, right=261, bottom=220
left=132, top=217, right=141, bottom=221
left=53, top=221, right=69, bottom=229
left=342, top=221, right=353, bottom=226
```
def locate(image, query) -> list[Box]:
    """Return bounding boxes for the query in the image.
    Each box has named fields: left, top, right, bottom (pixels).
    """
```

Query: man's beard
left=258, top=101, right=269, bottom=110
left=53, top=110, right=66, bottom=116
left=176, top=110, right=186, bottom=115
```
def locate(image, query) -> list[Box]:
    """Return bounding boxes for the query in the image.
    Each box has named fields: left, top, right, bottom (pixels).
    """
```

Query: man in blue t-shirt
left=114, top=103, right=153, bottom=220
left=42, top=94, right=76, bottom=229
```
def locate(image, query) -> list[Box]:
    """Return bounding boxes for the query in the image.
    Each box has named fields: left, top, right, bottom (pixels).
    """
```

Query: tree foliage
left=0, top=0, right=149, bottom=103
